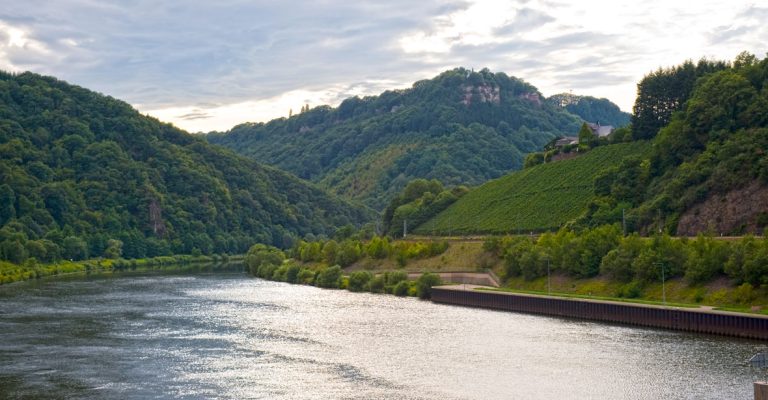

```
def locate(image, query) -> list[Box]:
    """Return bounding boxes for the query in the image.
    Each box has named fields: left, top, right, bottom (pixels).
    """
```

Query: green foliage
left=292, top=235, right=448, bottom=268
left=684, top=234, right=729, bottom=283
left=603, top=53, right=768, bottom=235
left=577, top=123, right=598, bottom=149
left=244, top=244, right=285, bottom=275
left=0, top=253, right=225, bottom=285
left=347, top=270, right=373, bottom=292
left=498, top=226, right=766, bottom=286
left=0, top=71, right=373, bottom=265
left=416, top=273, right=442, bottom=299
left=631, top=58, right=728, bottom=140
left=208, top=68, right=585, bottom=209
left=523, top=152, right=544, bottom=168
left=417, top=142, right=651, bottom=234
left=382, top=179, right=469, bottom=236
left=724, top=236, right=768, bottom=285
left=316, top=265, right=343, bottom=288
left=103, top=239, right=123, bottom=259
left=392, top=280, right=411, bottom=296
left=547, top=93, right=631, bottom=127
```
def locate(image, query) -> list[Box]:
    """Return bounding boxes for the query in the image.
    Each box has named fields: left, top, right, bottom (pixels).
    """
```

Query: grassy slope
left=342, top=238, right=767, bottom=314
left=417, top=141, right=651, bottom=234
left=346, top=240, right=498, bottom=273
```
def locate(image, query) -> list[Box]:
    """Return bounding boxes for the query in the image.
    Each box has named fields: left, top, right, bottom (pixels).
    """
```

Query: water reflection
left=0, top=273, right=764, bottom=399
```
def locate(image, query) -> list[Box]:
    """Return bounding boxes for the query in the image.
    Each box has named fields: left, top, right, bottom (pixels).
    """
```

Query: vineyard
left=415, top=141, right=651, bottom=235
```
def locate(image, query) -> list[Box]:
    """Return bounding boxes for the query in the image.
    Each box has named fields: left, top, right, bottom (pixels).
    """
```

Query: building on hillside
left=555, top=136, right=579, bottom=147
left=587, top=122, right=614, bottom=137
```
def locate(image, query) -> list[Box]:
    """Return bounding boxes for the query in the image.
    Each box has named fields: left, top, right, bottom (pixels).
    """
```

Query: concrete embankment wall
left=431, top=287, right=768, bottom=340
left=407, top=272, right=500, bottom=287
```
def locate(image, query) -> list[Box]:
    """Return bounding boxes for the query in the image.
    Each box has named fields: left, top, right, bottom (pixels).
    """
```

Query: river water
left=0, top=272, right=764, bottom=399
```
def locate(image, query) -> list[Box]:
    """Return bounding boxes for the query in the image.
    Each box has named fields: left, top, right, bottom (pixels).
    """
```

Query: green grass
left=416, top=142, right=651, bottom=235
left=477, top=286, right=699, bottom=308
left=0, top=254, right=243, bottom=285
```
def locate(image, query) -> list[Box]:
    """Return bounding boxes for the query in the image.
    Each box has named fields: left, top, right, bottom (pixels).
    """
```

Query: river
left=0, top=271, right=764, bottom=399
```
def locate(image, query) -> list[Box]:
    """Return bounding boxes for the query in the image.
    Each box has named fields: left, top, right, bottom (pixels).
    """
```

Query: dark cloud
left=176, top=111, right=212, bottom=120
left=2, top=1, right=765, bottom=129
left=494, top=7, right=556, bottom=36
left=708, top=25, right=751, bottom=45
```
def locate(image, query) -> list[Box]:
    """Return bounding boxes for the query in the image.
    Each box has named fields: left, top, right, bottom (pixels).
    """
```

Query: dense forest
left=584, top=52, right=768, bottom=235
left=546, top=93, right=631, bottom=127
left=207, top=68, right=604, bottom=209
left=410, top=53, right=768, bottom=237
left=0, top=71, right=373, bottom=264
left=414, top=142, right=651, bottom=235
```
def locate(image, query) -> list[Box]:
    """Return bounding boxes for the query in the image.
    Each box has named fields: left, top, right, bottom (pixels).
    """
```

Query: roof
left=587, top=122, right=614, bottom=137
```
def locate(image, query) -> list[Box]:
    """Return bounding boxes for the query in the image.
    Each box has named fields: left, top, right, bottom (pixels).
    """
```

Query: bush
left=285, top=264, right=301, bottom=284
left=297, top=268, right=315, bottom=284
left=348, top=271, right=373, bottom=292
left=245, top=244, right=285, bottom=275
left=616, top=281, right=643, bottom=298
left=393, top=280, right=410, bottom=296
left=368, top=275, right=385, bottom=293
left=316, top=265, right=342, bottom=288
left=416, top=273, right=441, bottom=299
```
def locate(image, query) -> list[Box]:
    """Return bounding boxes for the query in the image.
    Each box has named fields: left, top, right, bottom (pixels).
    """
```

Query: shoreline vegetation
left=245, top=229, right=767, bottom=314
left=0, top=253, right=244, bottom=285
left=3, top=230, right=767, bottom=316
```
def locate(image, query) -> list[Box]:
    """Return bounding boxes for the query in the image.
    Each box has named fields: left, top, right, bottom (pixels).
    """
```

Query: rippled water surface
left=0, top=272, right=764, bottom=399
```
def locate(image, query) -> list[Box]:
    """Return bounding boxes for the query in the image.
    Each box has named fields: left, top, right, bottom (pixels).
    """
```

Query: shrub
left=348, top=271, right=373, bottom=292
left=393, top=280, right=410, bottom=296
left=285, top=264, right=301, bottom=284
left=296, top=268, right=315, bottom=284
left=368, top=275, right=385, bottom=293
left=416, top=273, right=442, bottom=299
left=316, top=265, right=342, bottom=288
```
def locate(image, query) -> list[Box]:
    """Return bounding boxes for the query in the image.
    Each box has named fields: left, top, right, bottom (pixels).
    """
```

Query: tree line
left=244, top=243, right=443, bottom=299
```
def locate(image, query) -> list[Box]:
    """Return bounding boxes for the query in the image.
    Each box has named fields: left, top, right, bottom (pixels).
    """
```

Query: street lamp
left=654, top=262, right=666, bottom=305
left=546, top=258, right=551, bottom=296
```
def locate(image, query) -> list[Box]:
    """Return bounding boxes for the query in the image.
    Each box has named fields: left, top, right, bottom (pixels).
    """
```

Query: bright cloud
left=1, top=0, right=767, bottom=131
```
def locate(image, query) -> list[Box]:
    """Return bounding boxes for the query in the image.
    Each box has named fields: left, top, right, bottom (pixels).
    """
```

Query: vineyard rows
left=416, top=141, right=651, bottom=235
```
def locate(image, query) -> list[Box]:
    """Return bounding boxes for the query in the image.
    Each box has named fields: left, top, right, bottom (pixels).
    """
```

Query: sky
left=1, top=1, right=767, bottom=133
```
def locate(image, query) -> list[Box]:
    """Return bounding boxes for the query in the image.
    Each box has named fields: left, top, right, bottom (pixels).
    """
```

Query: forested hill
left=0, top=71, right=373, bottom=264
left=207, top=68, right=593, bottom=209
left=605, top=53, right=768, bottom=235
left=546, top=93, right=631, bottom=127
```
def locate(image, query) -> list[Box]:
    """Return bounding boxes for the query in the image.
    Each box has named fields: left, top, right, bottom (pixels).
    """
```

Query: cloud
left=1, top=0, right=767, bottom=131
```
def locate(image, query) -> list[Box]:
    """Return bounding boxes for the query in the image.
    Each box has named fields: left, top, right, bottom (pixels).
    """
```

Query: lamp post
left=654, top=262, right=666, bottom=305
left=546, top=258, right=551, bottom=296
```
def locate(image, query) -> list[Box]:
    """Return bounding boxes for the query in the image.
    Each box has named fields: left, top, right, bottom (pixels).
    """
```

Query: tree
left=0, top=184, right=15, bottom=225
left=416, top=272, right=441, bottom=299
left=577, top=123, right=597, bottom=149
left=62, top=235, right=88, bottom=260
left=245, top=244, right=285, bottom=275
left=316, top=265, right=342, bottom=288
left=103, top=239, right=123, bottom=259
left=348, top=271, right=373, bottom=292
left=631, top=59, right=728, bottom=140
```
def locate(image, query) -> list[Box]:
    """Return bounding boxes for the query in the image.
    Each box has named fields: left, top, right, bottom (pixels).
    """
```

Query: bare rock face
left=148, top=198, right=167, bottom=237
left=461, top=84, right=501, bottom=106
left=518, top=92, right=542, bottom=107
left=676, top=181, right=768, bottom=236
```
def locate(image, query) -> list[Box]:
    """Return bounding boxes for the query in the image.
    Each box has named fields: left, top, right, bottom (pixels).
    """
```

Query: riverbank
left=0, top=254, right=244, bottom=285
left=338, top=236, right=768, bottom=315
left=431, top=285, right=768, bottom=340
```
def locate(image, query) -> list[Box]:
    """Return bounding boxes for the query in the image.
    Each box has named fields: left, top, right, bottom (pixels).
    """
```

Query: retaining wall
left=431, top=287, right=768, bottom=340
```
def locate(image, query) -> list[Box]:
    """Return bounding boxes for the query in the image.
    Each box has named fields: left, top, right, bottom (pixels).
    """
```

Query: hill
left=207, top=68, right=601, bottom=209
left=415, top=142, right=651, bottom=235
left=585, top=52, right=768, bottom=235
left=0, top=71, right=373, bottom=264
left=547, top=93, right=631, bottom=127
